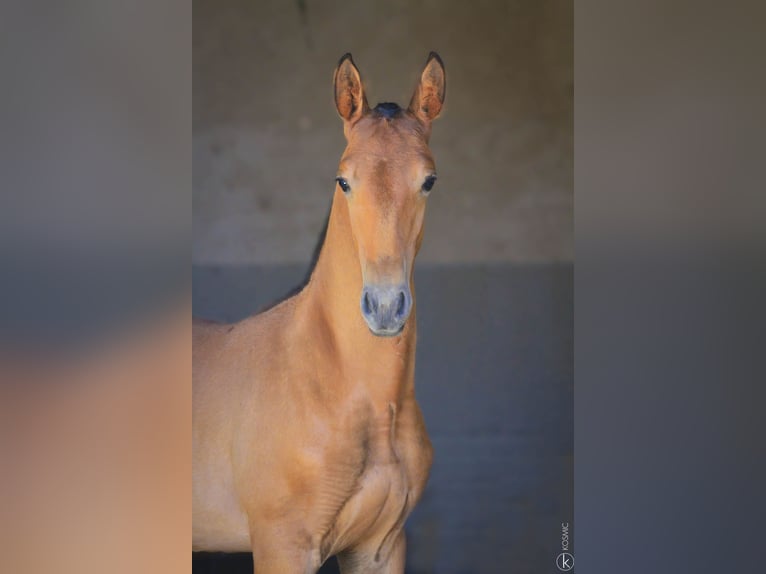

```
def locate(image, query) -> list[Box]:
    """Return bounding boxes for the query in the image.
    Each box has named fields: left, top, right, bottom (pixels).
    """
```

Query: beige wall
left=193, top=0, right=572, bottom=264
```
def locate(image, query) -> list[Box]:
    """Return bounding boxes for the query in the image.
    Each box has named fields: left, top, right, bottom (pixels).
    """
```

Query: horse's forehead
left=357, top=155, right=422, bottom=199
left=350, top=116, right=426, bottom=155
left=345, top=120, right=430, bottom=178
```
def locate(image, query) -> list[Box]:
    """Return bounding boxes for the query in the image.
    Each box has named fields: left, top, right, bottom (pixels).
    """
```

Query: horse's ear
left=408, top=52, right=446, bottom=124
left=334, top=53, right=368, bottom=125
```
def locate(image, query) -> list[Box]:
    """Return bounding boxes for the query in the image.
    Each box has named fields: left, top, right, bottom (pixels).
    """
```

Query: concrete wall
left=193, top=0, right=572, bottom=264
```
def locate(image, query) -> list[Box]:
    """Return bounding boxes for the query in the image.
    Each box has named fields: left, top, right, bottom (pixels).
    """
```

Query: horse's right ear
left=334, top=53, right=368, bottom=125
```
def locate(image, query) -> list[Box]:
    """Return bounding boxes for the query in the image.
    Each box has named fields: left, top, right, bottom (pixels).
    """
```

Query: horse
left=193, top=52, right=446, bottom=574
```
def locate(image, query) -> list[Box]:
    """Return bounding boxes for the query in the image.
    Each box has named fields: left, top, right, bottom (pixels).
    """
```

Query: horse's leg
left=250, top=544, right=319, bottom=574
left=249, top=525, right=320, bottom=574
left=336, top=531, right=406, bottom=574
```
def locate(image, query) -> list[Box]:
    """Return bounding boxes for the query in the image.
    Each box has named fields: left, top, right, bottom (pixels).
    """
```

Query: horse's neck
left=300, top=191, right=417, bottom=405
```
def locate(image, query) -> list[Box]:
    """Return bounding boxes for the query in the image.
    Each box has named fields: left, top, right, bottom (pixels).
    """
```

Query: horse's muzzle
left=360, top=283, right=412, bottom=337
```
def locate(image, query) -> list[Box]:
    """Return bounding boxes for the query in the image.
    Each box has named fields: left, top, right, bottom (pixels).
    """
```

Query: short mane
left=372, top=102, right=403, bottom=119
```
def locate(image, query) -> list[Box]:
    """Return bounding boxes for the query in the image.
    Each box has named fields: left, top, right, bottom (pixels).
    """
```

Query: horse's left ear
left=408, top=52, right=446, bottom=124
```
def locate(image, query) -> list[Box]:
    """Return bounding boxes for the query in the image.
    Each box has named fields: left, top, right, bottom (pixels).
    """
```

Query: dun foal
left=193, top=52, right=446, bottom=573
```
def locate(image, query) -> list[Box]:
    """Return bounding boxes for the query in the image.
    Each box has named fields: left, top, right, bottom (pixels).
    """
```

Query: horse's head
left=332, top=52, right=445, bottom=337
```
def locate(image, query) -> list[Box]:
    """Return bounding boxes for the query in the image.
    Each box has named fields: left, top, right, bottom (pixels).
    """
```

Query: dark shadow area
left=192, top=552, right=340, bottom=573
left=193, top=263, right=572, bottom=573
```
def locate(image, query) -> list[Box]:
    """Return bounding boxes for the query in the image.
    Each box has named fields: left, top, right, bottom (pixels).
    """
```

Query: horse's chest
left=357, top=456, right=409, bottom=518
left=312, top=405, right=430, bottom=556
left=330, top=447, right=411, bottom=551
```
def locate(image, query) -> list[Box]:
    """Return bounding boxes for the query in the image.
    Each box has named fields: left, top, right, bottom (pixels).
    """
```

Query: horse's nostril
left=396, top=291, right=406, bottom=318
left=362, top=292, right=372, bottom=316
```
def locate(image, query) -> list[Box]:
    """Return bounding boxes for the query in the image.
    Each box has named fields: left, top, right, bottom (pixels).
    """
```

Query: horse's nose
left=360, top=284, right=412, bottom=336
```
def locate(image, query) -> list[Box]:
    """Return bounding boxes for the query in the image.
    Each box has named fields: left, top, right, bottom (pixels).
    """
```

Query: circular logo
left=556, top=552, right=574, bottom=571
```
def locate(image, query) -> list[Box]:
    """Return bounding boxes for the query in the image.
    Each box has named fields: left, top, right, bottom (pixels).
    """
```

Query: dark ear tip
left=427, top=51, right=444, bottom=68
left=337, top=52, right=354, bottom=68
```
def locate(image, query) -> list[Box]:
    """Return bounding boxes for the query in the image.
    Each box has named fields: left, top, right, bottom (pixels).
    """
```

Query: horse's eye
left=335, top=177, right=351, bottom=193
left=422, top=175, right=437, bottom=193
